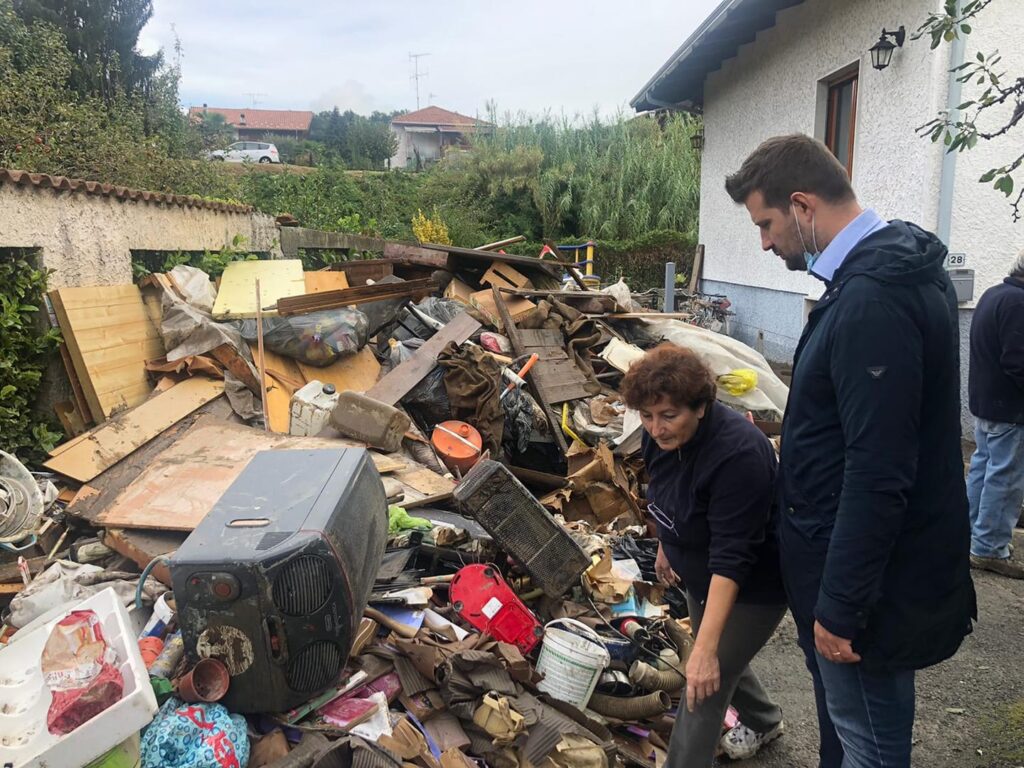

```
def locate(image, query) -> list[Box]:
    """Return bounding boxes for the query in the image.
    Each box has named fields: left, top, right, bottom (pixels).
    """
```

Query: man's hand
left=685, top=644, right=720, bottom=712
left=655, top=542, right=680, bottom=587
left=814, top=620, right=861, bottom=664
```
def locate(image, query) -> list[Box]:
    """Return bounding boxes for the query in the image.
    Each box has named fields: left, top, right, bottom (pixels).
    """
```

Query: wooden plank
left=469, top=289, right=535, bottom=332
left=364, top=312, right=481, bottom=406
left=689, top=244, right=705, bottom=294
left=209, top=343, right=261, bottom=394
left=417, top=242, right=569, bottom=276
left=43, top=377, right=225, bottom=482
left=102, top=528, right=185, bottom=586
left=491, top=287, right=569, bottom=455
left=518, top=328, right=593, bottom=404
left=50, top=285, right=166, bottom=421
left=212, top=259, right=305, bottom=319
left=57, top=341, right=93, bottom=427
left=275, top=279, right=437, bottom=316
left=382, top=242, right=449, bottom=268
left=481, top=262, right=532, bottom=291
left=297, top=346, right=381, bottom=394
left=93, top=417, right=423, bottom=531
left=304, top=271, right=350, bottom=293
left=249, top=343, right=303, bottom=433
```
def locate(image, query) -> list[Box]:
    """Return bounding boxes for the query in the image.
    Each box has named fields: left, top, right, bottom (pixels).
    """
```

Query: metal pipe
left=936, top=0, right=968, bottom=246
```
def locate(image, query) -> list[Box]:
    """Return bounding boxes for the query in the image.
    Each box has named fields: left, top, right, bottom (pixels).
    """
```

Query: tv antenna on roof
left=244, top=92, right=267, bottom=108
left=409, top=52, right=430, bottom=110
left=428, top=92, right=440, bottom=104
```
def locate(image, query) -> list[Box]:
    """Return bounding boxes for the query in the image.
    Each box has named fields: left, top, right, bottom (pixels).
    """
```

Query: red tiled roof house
left=389, top=106, right=491, bottom=169
left=188, top=106, right=314, bottom=140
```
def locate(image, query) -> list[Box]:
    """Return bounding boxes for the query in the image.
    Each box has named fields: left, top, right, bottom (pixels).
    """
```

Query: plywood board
left=297, top=346, right=381, bottom=394
left=50, top=285, right=166, bottom=421
left=304, top=271, right=350, bottom=294
left=249, top=342, right=304, bottom=433
left=212, top=259, right=305, bottom=319
left=44, top=377, right=225, bottom=482
left=93, top=417, right=430, bottom=531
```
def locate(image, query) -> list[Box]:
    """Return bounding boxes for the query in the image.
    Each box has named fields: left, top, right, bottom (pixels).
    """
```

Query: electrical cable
left=135, top=555, right=171, bottom=610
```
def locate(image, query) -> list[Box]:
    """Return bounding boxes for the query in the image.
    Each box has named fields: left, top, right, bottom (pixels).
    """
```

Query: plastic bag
left=169, top=265, right=217, bottom=314
left=237, top=309, right=368, bottom=367
left=383, top=339, right=452, bottom=425
left=392, top=296, right=466, bottom=342
left=717, top=368, right=759, bottom=397
left=141, top=697, right=250, bottom=768
left=42, top=609, right=124, bottom=735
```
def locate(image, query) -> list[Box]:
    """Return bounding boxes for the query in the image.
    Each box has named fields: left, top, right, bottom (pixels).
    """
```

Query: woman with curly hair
left=621, top=344, right=787, bottom=766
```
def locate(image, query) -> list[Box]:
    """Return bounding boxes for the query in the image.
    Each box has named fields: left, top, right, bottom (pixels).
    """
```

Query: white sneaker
left=719, top=720, right=785, bottom=760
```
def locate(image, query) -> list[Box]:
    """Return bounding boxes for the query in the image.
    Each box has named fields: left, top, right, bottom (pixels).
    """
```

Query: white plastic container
left=0, top=587, right=159, bottom=768
left=534, top=618, right=610, bottom=709
left=289, top=380, right=339, bottom=436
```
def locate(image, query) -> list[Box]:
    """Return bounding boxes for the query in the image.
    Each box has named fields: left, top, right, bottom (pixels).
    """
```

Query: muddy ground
left=738, top=528, right=1024, bottom=768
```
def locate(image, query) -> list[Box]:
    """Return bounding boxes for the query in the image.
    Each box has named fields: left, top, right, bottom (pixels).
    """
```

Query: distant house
left=389, top=107, right=491, bottom=169
left=631, top=0, right=1023, bottom=432
left=188, top=106, right=314, bottom=140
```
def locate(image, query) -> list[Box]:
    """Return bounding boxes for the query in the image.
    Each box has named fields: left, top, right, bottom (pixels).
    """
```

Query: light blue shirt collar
left=809, top=209, right=888, bottom=282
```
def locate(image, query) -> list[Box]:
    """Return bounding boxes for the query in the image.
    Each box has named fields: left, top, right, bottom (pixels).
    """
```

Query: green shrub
left=0, top=250, right=62, bottom=463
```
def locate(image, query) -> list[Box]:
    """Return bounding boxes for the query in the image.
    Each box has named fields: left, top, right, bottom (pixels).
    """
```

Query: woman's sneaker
left=719, top=720, right=785, bottom=760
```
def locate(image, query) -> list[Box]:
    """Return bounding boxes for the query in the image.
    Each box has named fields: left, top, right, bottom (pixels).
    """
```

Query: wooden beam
left=364, top=312, right=481, bottom=406
left=490, top=286, right=569, bottom=455
left=275, top=278, right=438, bottom=315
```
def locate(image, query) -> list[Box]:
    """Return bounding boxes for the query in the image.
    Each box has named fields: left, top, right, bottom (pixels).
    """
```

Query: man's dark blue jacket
left=778, top=220, right=976, bottom=672
left=969, top=276, right=1024, bottom=424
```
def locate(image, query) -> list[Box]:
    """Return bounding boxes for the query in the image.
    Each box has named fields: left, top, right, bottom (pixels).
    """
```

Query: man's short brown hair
left=725, top=134, right=855, bottom=210
left=621, top=344, right=716, bottom=410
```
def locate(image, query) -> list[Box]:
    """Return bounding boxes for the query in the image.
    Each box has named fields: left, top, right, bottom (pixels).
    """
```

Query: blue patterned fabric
left=141, top=697, right=250, bottom=768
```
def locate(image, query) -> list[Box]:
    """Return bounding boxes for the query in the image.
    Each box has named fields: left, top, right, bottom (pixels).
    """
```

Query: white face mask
left=791, top=204, right=821, bottom=271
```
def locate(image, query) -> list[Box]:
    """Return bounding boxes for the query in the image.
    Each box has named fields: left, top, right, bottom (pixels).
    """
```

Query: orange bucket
left=431, top=421, right=483, bottom=475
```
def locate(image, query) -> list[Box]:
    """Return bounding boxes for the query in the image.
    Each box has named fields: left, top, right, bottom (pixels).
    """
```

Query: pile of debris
left=0, top=242, right=788, bottom=768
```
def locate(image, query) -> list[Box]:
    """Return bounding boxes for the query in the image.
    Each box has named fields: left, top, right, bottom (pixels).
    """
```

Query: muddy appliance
left=170, top=448, right=388, bottom=713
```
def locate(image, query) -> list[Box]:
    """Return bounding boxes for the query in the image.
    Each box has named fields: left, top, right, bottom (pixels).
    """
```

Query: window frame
left=825, top=69, right=859, bottom=177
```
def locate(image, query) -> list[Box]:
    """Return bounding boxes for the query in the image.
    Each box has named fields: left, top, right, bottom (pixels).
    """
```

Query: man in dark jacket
left=966, top=250, right=1024, bottom=578
left=725, top=135, right=976, bottom=768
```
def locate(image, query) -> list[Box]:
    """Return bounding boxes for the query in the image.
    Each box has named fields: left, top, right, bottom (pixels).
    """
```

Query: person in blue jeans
left=725, top=135, right=976, bottom=768
left=966, top=250, right=1024, bottom=579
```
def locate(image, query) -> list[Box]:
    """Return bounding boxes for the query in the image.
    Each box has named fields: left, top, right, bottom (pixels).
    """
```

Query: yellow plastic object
left=717, top=368, right=759, bottom=396
left=561, top=402, right=584, bottom=446
left=212, top=259, right=306, bottom=319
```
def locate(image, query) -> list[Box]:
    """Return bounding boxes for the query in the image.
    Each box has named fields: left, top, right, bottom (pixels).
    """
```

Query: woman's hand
left=685, top=644, right=721, bottom=712
left=655, top=542, right=680, bottom=587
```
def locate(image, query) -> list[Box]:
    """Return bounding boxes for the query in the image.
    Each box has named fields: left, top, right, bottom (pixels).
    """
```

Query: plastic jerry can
left=289, top=380, right=339, bottom=436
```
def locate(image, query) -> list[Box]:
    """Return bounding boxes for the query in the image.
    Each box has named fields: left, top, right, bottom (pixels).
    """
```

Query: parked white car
left=208, top=141, right=280, bottom=163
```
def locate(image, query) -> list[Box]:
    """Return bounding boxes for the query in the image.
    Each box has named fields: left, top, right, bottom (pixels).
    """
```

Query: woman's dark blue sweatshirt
left=642, top=402, right=786, bottom=605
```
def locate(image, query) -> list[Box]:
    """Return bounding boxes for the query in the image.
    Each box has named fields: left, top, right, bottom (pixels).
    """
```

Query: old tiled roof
left=188, top=107, right=314, bottom=132
left=391, top=106, right=488, bottom=129
left=0, top=169, right=253, bottom=213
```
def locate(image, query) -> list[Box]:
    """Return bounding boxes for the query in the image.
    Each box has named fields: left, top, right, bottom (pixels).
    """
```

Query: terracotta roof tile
left=188, top=107, right=314, bottom=132
left=391, top=106, right=488, bottom=128
left=0, top=169, right=253, bottom=213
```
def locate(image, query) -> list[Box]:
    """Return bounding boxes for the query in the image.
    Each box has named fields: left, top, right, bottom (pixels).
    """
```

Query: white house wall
left=949, top=2, right=1024, bottom=300
left=389, top=125, right=443, bottom=169
left=698, top=0, right=951, bottom=298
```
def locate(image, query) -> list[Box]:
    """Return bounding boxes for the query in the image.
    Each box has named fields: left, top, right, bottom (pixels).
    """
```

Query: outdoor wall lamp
left=690, top=128, right=705, bottom=151
left=869, top=26, right=906, bottom=71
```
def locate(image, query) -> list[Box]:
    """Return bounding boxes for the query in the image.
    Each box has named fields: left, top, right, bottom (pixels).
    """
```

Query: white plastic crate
left=0, top=587, right=159, bottom=768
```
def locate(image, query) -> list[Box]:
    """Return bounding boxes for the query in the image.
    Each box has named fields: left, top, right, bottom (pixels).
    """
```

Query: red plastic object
left=449, top=564, right=542, bottom=654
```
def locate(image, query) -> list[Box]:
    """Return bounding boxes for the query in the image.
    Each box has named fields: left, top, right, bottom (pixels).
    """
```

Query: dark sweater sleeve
left=705, top=445, right=776, bottom=586
left=1000, top=302, right=1024, bottom=390
left=817, top=293, right=922, bottom=639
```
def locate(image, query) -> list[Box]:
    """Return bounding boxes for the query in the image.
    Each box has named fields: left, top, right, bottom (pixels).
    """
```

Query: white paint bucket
left=535, top=618, right=610, bottom=708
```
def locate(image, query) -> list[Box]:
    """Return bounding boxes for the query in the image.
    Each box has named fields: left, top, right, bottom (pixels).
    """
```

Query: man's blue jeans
left=793, top=618, right=915, bottom=768
left=966, top=418, right=1024, bottom=559
left=815, top=654, right=916, bottom=768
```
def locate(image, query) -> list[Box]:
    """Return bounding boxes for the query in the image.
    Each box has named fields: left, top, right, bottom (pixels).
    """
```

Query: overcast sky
left=138, top=1, right=721, bottom=119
